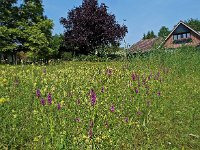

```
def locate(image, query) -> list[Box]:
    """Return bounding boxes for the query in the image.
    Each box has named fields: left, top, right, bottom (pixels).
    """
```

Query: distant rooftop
left=129, top=38, right=161, bottom=53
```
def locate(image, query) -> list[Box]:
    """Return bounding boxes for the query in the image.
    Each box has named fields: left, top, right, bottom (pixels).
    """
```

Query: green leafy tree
left=143, top=30, right=156, bottom=39
left=158, top=26, right=170, bottom=38
left=0, top=0, right=54, bottom=62
left=96, top=43, right=121, bottom=56
left=0, top=0, right=18, bottom=27
left=0, top=26, right=19, bottom=52
left=22, top=0, right=44, bottom=20
left=0, top=0, right=19, bottom=51
left=185, top=18, right=200, bottom=31
left=19, top=0, right=53, bottom=51
left=142, top=33, right=146, bottom=40
left=150, top=31, right=156, bottom=38
left=49, top=34, right=65, bottom=58
left=21, top=19, right=54, bottom=60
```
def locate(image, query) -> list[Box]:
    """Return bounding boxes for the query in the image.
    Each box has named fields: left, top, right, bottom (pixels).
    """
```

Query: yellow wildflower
left=0, top=97, right=9, bottom=104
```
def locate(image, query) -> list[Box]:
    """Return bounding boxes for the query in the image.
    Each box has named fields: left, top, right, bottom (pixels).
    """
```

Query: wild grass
left=0, top=47, right=200, bottom=149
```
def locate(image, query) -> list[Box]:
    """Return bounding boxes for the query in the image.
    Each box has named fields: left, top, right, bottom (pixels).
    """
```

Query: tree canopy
left=60, top=0, right=128, bottom=55
left=143, top=30, right=156, bottom=40
left=158, top=26, right=170, bottom=38
left=185, top=18, right=200, bottom=31
left=0, top=0, right=54, bottom=61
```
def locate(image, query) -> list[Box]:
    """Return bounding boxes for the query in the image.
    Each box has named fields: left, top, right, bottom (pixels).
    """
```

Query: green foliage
left=49, top=34, right=64, bottom=58
left=143, top=33, right=146, bottom=40
left=0, top=47, right=200, bottom=149
left=173, top=38, right=192, bottom=44
left=61, top=52, right=73, bottom=61
left=21, top=0, right=44, bottom=22
left=0, top=0, right=18, bottom=27
left=96, top=44, right=122, bottom=56
left=158, top=26, right=170, bottom=38
left=0, top=0, right=54, bottom=61
left=0, top=26, right=19, bottom=51
left=185, top=18, right=200, bottom=31
left=143, top=30, right=156, bottom=39
left=0, top=0, right=19, bottom=52
left=22, top=19, right=54, bottom=59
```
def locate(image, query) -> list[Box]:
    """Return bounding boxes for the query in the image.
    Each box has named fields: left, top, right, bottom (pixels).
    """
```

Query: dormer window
left=173, top=32, right=191, bottom=41
left=173, top=32, right=192, bottom=44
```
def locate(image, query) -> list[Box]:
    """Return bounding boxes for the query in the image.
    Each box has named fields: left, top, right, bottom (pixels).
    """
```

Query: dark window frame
left=173, top=32, right=191, bottom=41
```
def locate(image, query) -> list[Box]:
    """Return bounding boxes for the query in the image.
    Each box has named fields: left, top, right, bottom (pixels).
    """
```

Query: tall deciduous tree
left=158, top=26, right=170, bottom=38
left=49, top=34, right=65, bottom=58
left=0, top=0, right=54, bottom=62
left=0, top=0, right=18, bottom=27
left=0, top=0, right=19, bottom=52
left=19, top=0, right=53, bottom=47
left=60, top=0, right=128, bottom=55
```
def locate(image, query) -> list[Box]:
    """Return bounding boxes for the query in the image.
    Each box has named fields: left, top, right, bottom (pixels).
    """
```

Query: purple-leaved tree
left=60, top=0, right=128, bottom=55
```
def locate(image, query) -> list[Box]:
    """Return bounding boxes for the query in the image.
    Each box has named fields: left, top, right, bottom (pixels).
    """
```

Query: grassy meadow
left=0, top=47, right=200, bottom=149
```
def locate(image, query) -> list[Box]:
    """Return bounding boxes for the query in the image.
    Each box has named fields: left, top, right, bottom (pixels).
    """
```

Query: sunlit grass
left=0, top=47, right=200, bottom=149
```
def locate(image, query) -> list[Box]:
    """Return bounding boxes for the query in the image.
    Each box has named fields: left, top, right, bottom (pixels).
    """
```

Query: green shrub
left=61, top=52, right=73, bottom=61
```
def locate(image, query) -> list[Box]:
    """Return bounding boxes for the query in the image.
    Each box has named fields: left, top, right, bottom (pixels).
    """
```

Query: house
left=129, top=37, right=162, bottom=53
left=163, top=21, right=200, bottom=48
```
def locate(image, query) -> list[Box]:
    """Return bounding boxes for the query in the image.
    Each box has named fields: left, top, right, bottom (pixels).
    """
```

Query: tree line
left=0, top=0, right=127, bottom=63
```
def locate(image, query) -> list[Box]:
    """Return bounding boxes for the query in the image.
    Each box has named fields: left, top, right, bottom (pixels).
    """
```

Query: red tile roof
left=129, top=38, right=159, bottom=53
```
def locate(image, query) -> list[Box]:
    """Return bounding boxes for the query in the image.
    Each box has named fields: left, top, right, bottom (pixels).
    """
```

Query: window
left=173, top=32, right=191, bottom=41
left=173, top=32, right=192, bottom=44
left=173, top=35, right=178, bottom=40
left=187, top=33, right=191, bottom=38
left=183, top=33, right=187, bottom=38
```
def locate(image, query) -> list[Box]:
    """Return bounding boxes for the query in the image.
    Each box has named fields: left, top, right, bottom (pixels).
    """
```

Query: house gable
left=163, top=21, right=200, bottom=48
left=173, top=24, right=190, bottom=34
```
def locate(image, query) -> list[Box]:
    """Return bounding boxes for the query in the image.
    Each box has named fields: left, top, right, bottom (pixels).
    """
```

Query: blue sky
left=43, top=0, right=200, bottom=47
